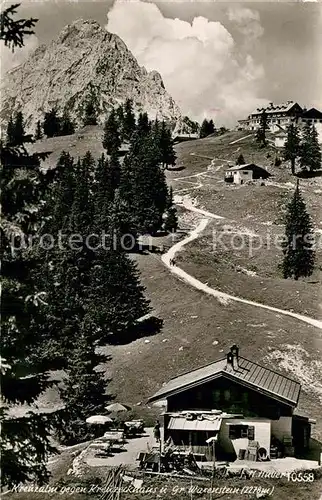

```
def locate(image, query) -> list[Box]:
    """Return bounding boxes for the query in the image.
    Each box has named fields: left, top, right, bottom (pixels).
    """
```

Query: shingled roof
left=250, top=101, right=302, bottom=116
left=148, top=353, right=301, bottom=407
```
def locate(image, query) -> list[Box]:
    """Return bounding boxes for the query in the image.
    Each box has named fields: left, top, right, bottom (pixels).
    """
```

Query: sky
left=1, top=0, right=322, bottom=126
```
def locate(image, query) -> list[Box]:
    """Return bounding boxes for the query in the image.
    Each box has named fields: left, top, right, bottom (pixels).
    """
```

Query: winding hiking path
left=164, top=165, right=322, bottom=331
left=162, top=217, right=322, bottom=330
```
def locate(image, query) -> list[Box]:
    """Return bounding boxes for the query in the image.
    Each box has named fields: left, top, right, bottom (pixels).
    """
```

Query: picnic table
left=102, top=430, right=125, bottom=444
left=124, top=420, right=144, bottom=436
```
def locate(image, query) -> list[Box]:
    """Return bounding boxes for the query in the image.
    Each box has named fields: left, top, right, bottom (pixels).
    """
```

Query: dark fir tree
left=56, top=328, right=109, bottom=445
left=60, top=109, right=75, bottom=136
left=236, top=153, right=246, bottom=165
left=299, top=122, right=321, bottom=173
left=34, top=119, right=43, bottom=140
left=120, top=133, right=168, bottom=234
left=69, top=152, right=94, bottom=234
left=283, top=124, right=301, bottom=175
left=0, top=3, right=37, bottom=51
left=1, top=115, right=57, bottom=487
left=83, top=99, right=98, bottom=126
left=6, top=114, right=15, bottom=145
left=123, top=98, right=136, bottom=142
left=43, top=108, right=61, bottom=138
left=136, top=112, right=151, bottom=136
left=45, top=151, right=76, bottom=234
left=158, top=121, right=176, bottom=170
left=200, top=119, right=209, bottom=138
left=102, top=108, right=121, bottom=154
left=200, top=118, right=215, bottom=138
left=281, top=181, right=315, bottom=280
left=256, top=111, right=269, bottom=147
left=163, top=186, right=178, bottom=233
left=6, top=111, right=26, bottom=146
left=208, top=119, right=215, bottom=135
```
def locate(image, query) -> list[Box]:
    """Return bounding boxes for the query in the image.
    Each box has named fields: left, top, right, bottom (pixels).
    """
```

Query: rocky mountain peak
left=1, top=19, right=182, bottom=130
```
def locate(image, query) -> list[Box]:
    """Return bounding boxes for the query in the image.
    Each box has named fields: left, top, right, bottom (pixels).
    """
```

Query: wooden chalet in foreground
left=148, top=346, right=314, bottom=462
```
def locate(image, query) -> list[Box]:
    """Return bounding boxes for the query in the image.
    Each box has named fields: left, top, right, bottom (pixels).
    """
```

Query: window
left=243, top=171, right=248, bottom=175
left=224, top=389, right=230, bottom=401
left=229, top=425, right=255, bottom=440
left=213, top=389, right=220, bottom=403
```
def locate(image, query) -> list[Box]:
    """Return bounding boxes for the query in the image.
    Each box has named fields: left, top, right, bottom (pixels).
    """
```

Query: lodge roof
left=148, top=354, right=301, bottom=407
left=250, top=101, right=302, bottom=116
left=301, top=108, right=322, bottom=119
left=226, top=163, right=270, bottom=174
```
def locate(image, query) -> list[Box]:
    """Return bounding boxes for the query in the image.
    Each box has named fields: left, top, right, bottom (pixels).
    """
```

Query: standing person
left=153, top=420, right=161, bottom=443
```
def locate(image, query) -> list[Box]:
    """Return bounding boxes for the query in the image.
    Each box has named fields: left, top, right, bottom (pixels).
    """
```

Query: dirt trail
left=162, top=217, right=322, bottom=329
left=165, top=164, right=322, bottom=330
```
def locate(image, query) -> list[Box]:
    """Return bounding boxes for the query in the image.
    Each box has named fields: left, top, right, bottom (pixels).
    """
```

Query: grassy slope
left=29, top=127, right=322, bottom=430
left=168, top=132, right=322, bottom=318
left=19, top=128, right=322, bottom=499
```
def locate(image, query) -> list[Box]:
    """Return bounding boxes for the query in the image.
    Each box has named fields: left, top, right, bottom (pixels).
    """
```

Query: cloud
left=227, top=6, right=264, bottom=46
left=106, top=0, right=267, bottom=126
left=0, top=35, right=39, bottom=79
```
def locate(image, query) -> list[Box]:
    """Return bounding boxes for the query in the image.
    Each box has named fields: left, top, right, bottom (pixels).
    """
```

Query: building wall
left=271, top=416, right=292, bottom=441
left=166, top=377, right=293, bottom=419
left=275, top=136, right=287, bottom=148
left=218, top=418, right=271, bottom=460
left=233, top=170, right=252, bottom=184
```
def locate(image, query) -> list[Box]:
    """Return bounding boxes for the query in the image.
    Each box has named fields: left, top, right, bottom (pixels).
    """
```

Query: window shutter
left=247, top=426, right=255, bottom=440
left=229, top=426, right=237, bottom=439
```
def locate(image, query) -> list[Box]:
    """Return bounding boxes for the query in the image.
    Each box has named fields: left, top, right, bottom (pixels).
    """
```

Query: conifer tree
left=123, top=98, right=136, bottom=142
left=163, top=187, right=178, bottom=233
left=60, top=109, right=75, bottom=136
left=0, top=3, right=37, bottom=51
left=83, top=99, right=98, bottom=126
left=120, top=133, right=168, bottom=234
left=299, top=122, right=321, bottom=173
left=69, top=152, right=94, bottom=233
left=283, top=124, right=301, bottom=175
left=208, top=119, right=215, bottom=135
left=87, top=247, right=150, bottom=340
left=6, top=111, right=26, bottom=146
left=136, top=112, right=151, bottom=136
left=236, top=153, right=246, bottom=165
left=6, top=114, right=15, bottom=145
left=158, top=121, right=176, bottom=170
left=200, top=119, right=209, bottom=138
left=43, top=108, right=61, bottom=137
left=116, top=104, right=125, bottom=141
left=56, top=328, right=109, bottom=445
left=45, top=151, right=76, bottom=234
left=1, top=115, right=57, bottom=487
left=256, top=111, right=269, bottom=147
left=199, top=118, right=215, bottom=138
left=281, top=181, right=315, bottom=280
left=102, top=108, right=121, bottom=154
left=34, top=119, right=43, bottom=140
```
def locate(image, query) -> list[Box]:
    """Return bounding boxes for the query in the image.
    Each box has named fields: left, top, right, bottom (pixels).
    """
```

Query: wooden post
left=158, top=435, right=162, bottom=473
left=209, top=440, right=215, bottom=500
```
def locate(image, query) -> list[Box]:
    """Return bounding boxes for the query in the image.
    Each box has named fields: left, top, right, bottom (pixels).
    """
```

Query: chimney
left=269, top=102, right=273, bottom=108
left=230, top=344, right=239, bottom=370
left=226, top=351, right=234, bottom=369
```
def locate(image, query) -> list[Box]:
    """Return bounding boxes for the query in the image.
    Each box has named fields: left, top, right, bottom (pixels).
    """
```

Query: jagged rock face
left=1, top=19, right=182, bottom=130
